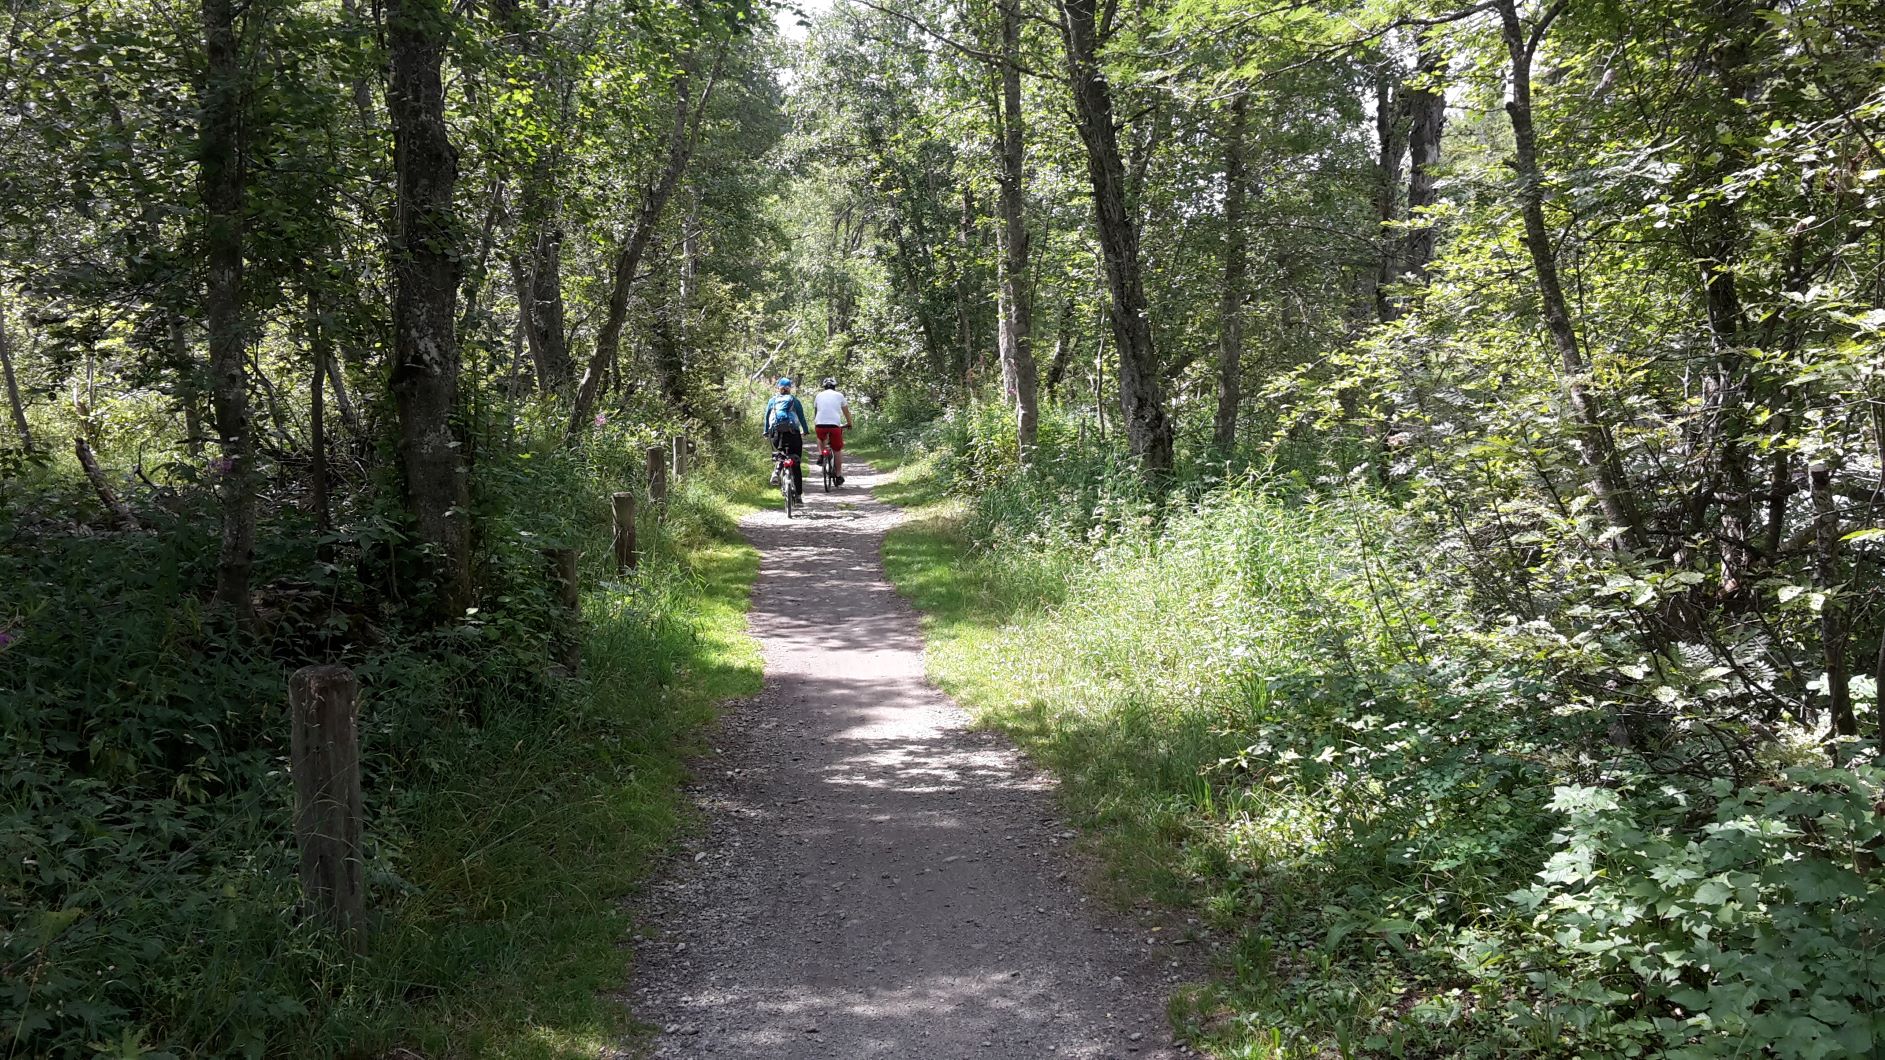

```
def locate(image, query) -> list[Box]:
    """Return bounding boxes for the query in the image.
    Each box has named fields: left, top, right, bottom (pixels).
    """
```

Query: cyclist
left=763, top=377, right=810, bottom=500
left=812, top=377, right=853, bottom=486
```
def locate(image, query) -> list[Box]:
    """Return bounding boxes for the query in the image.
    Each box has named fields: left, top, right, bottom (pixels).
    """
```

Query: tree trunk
left=201, top=0, right=255, bottom=621
left=1213, top=93, right=1249, bottom=454
left=252, top=349, right=294, bottom=448
left=534, top=220, right=572, bottom=387
left=1371, top=62, right=1407, bottom=323
left=1056, top=0, right=1171, bottom=475
left=495, top=0, right=572, bottom=393
left=454, top=173, right=507, bottom=340
left=680, top=187, right=702, bottom=309
left=518, top=224, right=571, bottom=391
left=167, top=317, right=205, bottom=456
left=507, top=256, right=538, bottom=390
left=1693, top=0, right=1760, bottom=595
left=1810, top=463, right=1855, bottom=746
left=651, top=240, right=687, bottom=410
left=325, top=352, right=361, bottom=439
left=386, top=0, right=473, bottom=614
left=308, top=293, right=331, bottom=535
left=567, top=61, right=714, bottom=439
left=861, top=119, right=951, bottom=375
left=1045, top=294, right=1074, bottom=401
left=1403, top=40, right=1446, bottom=279
left=505, top=294, right=531, bottom=397
left=995, top=0, right=1038, bottom=458
left=75, top=436, right=140, bottom=530
left=955, top=186, right=976, bottom=388
left=0, top=291, right=33, bottom=451
left=1496, top=0, right=1644, bottom=550
left=881, top=183, right=948, bottom=369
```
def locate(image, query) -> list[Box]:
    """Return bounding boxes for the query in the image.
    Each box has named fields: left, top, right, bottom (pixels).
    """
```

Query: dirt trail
left=625, top=460, right=1192, bottom=1059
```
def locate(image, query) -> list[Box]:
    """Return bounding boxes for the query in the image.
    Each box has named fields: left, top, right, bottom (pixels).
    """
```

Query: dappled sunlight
left=648, top=971, right=1145, bottom=1059
left=628, top=459, right=1186, bottom=1058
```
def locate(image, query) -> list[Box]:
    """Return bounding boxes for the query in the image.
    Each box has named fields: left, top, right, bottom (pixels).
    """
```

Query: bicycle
left=773, top=448, right=799, bottom=518
left=818, top=443, right=836, bottom=493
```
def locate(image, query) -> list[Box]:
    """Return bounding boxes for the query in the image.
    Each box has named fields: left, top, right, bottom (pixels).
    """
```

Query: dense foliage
left=771, top=0, right=1885, bottom=1050
left=880, top=405, right=1882, bottom=1057
left=4, top=0, right=1883, bottom=1051
left=2, top=0, right=781, bottom=1052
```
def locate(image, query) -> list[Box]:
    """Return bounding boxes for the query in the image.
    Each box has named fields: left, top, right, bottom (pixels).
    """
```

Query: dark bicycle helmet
left=821, top=377, right=837, bottom=389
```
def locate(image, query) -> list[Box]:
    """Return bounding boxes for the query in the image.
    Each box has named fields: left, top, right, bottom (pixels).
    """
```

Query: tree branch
left=845, top=0, right=1055, bottom=79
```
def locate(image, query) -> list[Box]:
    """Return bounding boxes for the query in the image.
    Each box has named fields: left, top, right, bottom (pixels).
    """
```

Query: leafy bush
left=0, top=421, right=759, bottom=1057
left=882, top=413, right=1885, bottom=1058
left=1516, top=771, right=1885, bottom=1058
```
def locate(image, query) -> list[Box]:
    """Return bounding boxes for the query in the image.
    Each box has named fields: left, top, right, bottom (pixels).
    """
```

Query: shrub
left=0, top=415, right=754, bottom=1057
left=888, top=411, right=1885, bottom=1058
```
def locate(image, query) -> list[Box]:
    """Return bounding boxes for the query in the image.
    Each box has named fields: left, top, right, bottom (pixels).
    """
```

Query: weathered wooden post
left=290, top=665, right=364, bottom=953
left=544, top=547, right=580, bottom=671
left=671, top=435, right=688, bottom=479
left=646, top=446, right=667, bottom=510
left=612, top=491, right=637, bottom=572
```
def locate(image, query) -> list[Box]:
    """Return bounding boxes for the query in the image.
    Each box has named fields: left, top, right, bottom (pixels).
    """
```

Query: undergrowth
left=1, top=430, right=768, bottom=1058
left=857, top=409, right=1885, bottom=1060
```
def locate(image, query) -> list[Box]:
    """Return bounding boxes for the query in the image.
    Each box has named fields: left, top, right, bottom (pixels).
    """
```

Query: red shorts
left=815, top=425, right=845, bottom=452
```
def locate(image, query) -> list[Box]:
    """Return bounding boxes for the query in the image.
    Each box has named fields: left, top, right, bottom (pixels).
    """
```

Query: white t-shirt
left=813, top=389, right=849, bottom=426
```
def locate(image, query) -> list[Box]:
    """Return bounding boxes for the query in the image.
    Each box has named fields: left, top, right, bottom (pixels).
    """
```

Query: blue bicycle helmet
left=777, top=377, right=793, bottom=388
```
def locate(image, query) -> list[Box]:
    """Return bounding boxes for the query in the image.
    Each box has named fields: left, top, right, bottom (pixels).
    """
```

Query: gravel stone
left=623, top=461, right=1193, bottom=1059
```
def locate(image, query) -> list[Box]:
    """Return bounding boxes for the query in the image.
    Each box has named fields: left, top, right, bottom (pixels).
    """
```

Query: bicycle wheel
left=782, top=475, right=795, bottom=518
left=821, top=451, right=834, bottom=492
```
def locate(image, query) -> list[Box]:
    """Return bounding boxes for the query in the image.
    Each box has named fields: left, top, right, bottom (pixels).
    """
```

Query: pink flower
left=593, top=413, right=608, bottom=427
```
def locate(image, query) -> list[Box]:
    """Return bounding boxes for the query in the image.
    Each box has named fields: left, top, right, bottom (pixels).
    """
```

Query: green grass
left=857, top=435, right=1213, bottom=893
left=854, top=439, right=1490, bottom=1058
left=864, top=472, right=1210, bottom=907
left=838, top=424, right=1885, bottom=1060
left=1, top=438, right=772, bottom=1060
left=850, top=436, right=951, bottom=509
left=335, top=450, right=766, bottom=1057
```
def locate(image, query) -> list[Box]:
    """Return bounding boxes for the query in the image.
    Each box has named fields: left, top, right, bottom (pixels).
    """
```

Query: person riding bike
left=812, top=377, right=853, bottom=486
left=763, top=378, right=810, bottom=501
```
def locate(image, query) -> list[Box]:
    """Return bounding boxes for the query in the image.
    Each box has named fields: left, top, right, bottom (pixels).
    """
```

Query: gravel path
left=624, top=459, right=1194, bottom=1059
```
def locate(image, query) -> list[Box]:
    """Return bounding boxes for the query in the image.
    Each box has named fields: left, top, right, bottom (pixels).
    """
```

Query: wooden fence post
left=646, top=446, right=667, bottom=511
left=544, top=547, right=580, bottom=671
left=671, top=435, right=687, bottom=479
left=290, top=665, right=364, bottom=953
left=612, top=491, right=637, bottom=572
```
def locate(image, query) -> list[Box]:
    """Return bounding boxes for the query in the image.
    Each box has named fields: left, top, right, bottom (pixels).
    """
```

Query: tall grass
left=1, top=434, right=766, bottom=1058
left=863, top=405, right=1885, bottom=1059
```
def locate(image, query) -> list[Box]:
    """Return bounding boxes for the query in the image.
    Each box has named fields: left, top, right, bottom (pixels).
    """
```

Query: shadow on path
left=624, top=460, right=1193, bottom=1060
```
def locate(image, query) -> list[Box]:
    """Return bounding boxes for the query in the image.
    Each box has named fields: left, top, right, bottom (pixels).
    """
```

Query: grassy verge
left=332, top=450, right=769, bottom=1057
left=853, top=426, right=1885, bottom=1060
left=3, top=436, right=775, bottom=1058
left=850, top=438, right=1460, bottom=1058
left=854, top=438, right=1201, bottom=911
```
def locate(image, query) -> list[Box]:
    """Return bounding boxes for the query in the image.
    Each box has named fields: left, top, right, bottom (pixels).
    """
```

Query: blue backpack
left=765, top=395, right=803, bottom=433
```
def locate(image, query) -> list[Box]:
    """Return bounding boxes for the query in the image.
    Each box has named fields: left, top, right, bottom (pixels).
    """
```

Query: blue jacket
left=764, top=394, right=809, bottom=434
